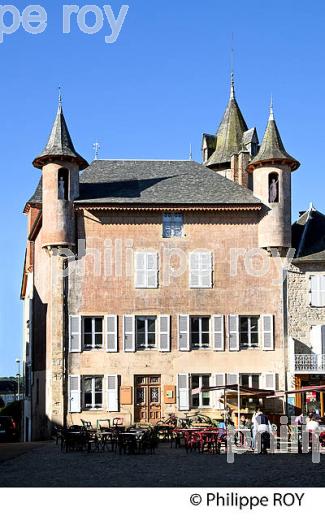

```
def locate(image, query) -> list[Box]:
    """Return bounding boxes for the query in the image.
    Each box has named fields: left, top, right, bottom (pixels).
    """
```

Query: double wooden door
left=134, top=375, right=161, bottom=423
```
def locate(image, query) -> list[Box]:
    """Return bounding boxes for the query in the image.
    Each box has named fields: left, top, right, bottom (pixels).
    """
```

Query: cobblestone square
left=0, top=442, right=324, bottom=487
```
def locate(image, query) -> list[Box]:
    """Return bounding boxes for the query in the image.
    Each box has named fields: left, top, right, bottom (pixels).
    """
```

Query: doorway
left=134, top=375, right=161, bottom=423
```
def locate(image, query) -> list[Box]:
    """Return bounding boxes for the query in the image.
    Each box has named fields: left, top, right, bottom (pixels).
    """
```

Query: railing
left=295, top=354, right=325, bottom=372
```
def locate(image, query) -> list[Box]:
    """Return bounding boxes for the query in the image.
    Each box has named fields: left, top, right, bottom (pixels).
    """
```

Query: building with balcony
left=288, top=206, right=325, bottom=416
left=21, top=78, right=300, bottom=439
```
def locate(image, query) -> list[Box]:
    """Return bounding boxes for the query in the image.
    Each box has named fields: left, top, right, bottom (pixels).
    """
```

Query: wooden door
left=134, top=375, right=161, bottom=424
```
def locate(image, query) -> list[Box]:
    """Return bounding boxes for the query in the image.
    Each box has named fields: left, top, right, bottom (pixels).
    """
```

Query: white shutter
left=262, top=372, right=277, bottom=391
left=178, top=373, right=190, bottom=411
left=228, top=315, right=239, bottom=351
left=212, top=315, right=224, bottom=351
left=69, top=315, right=81, bottom=352
left=227, top=373, right=239, bottom=386
left=107, top=375, right=119, bottom=412
left=310, top=325, right=322, bottom=356
left=322, top=326, right=325, bottom=356
left=159, top=315, right=170, bottom=351
left=178, top=314, right=190, bottom=351
left=262, top=315, right=274, bottom=350
left=135, top=252, right=146, bottom=288
left=215, top=373, right=226, bottom=409
left=105, top=315, right=117, bottom=352
left=69, top=375, right=81, bottom=412
left=123, top=315, right=135, bottom=352
left=147, top=252, right=159, bottom=288
left=310, top=275, right=325, bottom=307
left=200, top=251, right=213, bottom=288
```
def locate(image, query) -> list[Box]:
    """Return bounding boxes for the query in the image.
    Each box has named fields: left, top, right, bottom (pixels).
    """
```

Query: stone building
left=21, top=78, right=300, bottom=439
left=288, top=206, right=325, bottom=416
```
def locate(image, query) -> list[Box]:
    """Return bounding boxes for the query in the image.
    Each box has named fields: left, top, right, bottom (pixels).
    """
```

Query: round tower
left=247, top=103, right=300, bottom=252
left=32, top=96, right=88, bottom=249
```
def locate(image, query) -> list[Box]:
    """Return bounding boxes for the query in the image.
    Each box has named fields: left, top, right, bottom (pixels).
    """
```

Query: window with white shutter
left=262, top=372, right=277, bottom=390
left=134, top=252, right=158, bottom=288
left=69, top=375, right=81, bottom=412
left=227, top=373, right=239, bottom=386
left=107, top=375, right=119, bottom=412
left=178, top=373, right=190, bottom=411
left=178, top=315, right=190, bottom=351
left=191, top=374, right=211, bottom=408
left=69, top=316, right=81, bottom=352
left=135, top=316, right=157, bottom=350
left=189, top=251, right=213, bottom=288
left=123, top=315, right=135, bottom=352
left=105, top=315, right=117, bottom=352
left=262, top=315, right=274, bottom=350
left=228, top=315, right=239, bottom=351
left=212, top=315, right=224, bottom=351
left=310, top=275, right=325, bottom=307
left=159, top=315, right=170, bottom=351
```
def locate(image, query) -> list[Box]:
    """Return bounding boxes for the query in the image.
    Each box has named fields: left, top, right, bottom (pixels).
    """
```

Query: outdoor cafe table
left=171, top=427, right=219, bottom=449
left=118, top=431, right=145, bottom=454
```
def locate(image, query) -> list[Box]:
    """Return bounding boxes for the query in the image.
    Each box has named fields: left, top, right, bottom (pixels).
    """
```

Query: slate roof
left=292, top=206, right=325, bottom=262
left=27, top=160, right=261, bottom=207
left=33, top=100, right=88, bottom=170
left=205, top=76, right=248, bottom=168
left=248, top=108, right=299, bottom=172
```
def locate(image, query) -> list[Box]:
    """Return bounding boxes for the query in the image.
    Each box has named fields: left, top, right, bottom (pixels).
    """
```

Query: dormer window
left=58, top=168, right=69, bottom=200
left=268, top=173, right=279, bottom=203
left=163, top=213, right=183, bottom=238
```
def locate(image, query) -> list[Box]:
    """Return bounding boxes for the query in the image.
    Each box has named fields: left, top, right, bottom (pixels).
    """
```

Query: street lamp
left=16, top=358, right=20, bottom=401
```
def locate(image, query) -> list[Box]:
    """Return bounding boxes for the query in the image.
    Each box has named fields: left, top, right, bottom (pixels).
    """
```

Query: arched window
left=268, top=172, right=279, bottom=203
left=58, top=168, right=69, bottom=200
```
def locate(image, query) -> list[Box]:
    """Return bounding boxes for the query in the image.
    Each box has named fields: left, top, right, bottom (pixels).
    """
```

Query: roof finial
left=93, top=140, right=100, bottom=160
left=58, top=86, right=62, bottom=109
left=230, top=72, right=235, bottom=100
left=189, top=143, right=193, bottom=161
left=230, top=32, right=235, bottom=99
left=269, top=94, right=274, bottom=121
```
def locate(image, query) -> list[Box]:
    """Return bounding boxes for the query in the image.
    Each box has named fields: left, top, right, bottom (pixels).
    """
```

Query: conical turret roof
left=206, top=75, right=248, bottom=168
left=33, top=98, right=88, bottom=170
left=248, top=104, right=299, bottom=172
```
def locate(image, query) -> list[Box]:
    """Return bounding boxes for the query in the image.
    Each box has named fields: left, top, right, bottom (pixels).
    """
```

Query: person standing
left=254, top=410, right=273, bottom=454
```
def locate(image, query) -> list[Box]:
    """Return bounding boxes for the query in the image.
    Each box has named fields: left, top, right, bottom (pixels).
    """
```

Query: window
left=240, top=316, right=259, bottom=348
left=136, top=316, right=157, bottom=350
left=240, top=374, right=260, bottom=388
left=134, top=252, right=158, bottom=288
left=83, top=376, right=103, bottom=410
left=310, top=275, right=325, bottom=307
left=58, top=168, right=69, bottom=200
left=189, top=251, right=212, bottom=288
left=163, top=213, right=184, bottom=238
left=191, top=375, right=210, bottom=408
left=268, top=172, right=279, bottom=203
left=83, top=317, right=103, bottom=350
left=191, top=317, right=210, bottom=349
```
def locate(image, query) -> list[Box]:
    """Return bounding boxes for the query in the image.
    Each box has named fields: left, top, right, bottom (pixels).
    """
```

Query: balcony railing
left=295, top=354, right=325, bottom=372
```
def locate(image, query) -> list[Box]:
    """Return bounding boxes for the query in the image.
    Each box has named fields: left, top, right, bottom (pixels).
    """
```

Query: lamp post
left=16, top=358, right=20, bottom=401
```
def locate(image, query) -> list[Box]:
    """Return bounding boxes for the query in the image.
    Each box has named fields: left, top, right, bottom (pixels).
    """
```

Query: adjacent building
left=21, top=78, right=300, bottom=439
left=288, top=206, right=325, bottom=416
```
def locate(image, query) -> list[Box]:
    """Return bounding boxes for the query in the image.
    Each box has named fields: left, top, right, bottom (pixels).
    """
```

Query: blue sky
left=0, top=0, right=324, bottom=375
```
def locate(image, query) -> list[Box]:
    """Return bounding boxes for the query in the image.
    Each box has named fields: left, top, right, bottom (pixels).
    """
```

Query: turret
left=247, top=102, right=300, bottom=251
left=33, top=95, right=88, bottom=249
left=203, top=74, right=258, bottom=187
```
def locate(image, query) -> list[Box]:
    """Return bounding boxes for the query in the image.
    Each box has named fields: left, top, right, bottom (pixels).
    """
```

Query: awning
left=201, top=384, right=275, bottom=397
